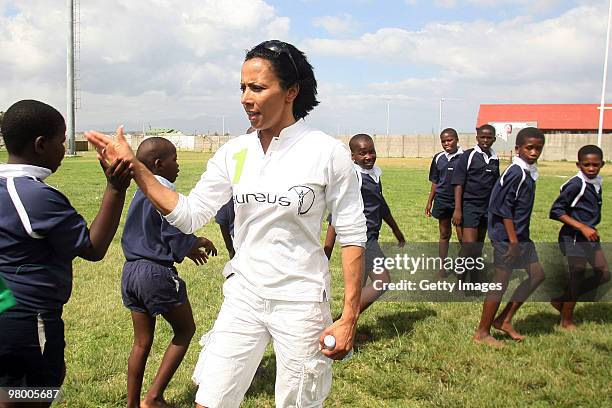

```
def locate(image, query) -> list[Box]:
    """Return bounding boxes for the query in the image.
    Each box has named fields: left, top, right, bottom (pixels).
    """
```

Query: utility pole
left=438, top=97, right=445, bottom=136
left=386, top=99, right=390, bottom=137
left=66, top=0, right=75, bottom=155
left=597, top=0, right=612, bottom=148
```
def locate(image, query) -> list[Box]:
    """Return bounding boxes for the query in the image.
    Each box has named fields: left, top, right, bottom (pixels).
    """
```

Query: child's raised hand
left=100, top=158, right=131, bottom=191
left=579, top=225, right=599, bottom=242
left=186, top=246, right=208, bottom=266
left=86, top=125, right=135, bottom=165
left=197, top=237, right=218, bottom=257
left=186, top=237, right=218, bottom=266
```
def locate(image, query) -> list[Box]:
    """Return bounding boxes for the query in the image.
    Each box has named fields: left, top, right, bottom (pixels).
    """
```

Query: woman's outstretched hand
left=85, top=125, right=136, bottom=165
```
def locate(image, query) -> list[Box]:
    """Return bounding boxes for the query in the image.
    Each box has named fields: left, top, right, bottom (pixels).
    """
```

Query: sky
left=0, top=0, right=610, bottom=136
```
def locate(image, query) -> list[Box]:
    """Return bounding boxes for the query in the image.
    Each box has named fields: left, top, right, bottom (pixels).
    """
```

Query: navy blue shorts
left=431, top=197, right=454, bottom=220
left=558, top=232, right=602, bottom=261
left=364, top=238, right=386, bottom=286
left=122, top=260, right=188, bottom=316
left=462, top=200, right=488, bottom=228
left=0, top=307, right=65, bottom=387
left=492, top=241, right=539, bottom=269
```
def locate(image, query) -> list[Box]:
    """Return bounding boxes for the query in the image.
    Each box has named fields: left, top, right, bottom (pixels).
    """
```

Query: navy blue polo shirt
left=328, top=167, right=390, bottom=241
left=549, top=174, right=602, bottom=236
left=451, top=147, right=500, bottom=203
left=359, top=170, right=390, bottom=241
left=429, top=149, right=463, bottom=202
left=488, top=162, right=536, bottom=242
left=122, top=178, right=197, bottom=266
left=0, top=169, right=91, bottom=312
left=215, top=199, right=235, bottom=237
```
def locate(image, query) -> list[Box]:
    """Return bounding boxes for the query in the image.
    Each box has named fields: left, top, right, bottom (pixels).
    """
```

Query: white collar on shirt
left=0, top=163, right=52, bottom=180
left=473, top=144, right=498, bottom=163
left=576, top=170, right=602, bottom=193
left=257, top=119, right=308, bottom=152
left=512, top=156, right=539, bottom=181
left=444, top=147, right=463, bottom=161
left=354, top=163, right=382, bottom=183
left=154, top=175, right=176, bottom=191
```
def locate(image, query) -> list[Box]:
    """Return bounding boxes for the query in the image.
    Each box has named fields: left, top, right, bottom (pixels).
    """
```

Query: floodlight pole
left=597, top=0, right=612, bottom=148
left=386, top=99, right=390, bottom=137
left=67, top=0, right=75, bottom=155
left=438, top=97, right=445, bottom=136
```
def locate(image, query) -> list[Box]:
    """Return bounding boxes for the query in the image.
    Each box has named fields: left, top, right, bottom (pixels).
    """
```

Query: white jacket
left=166, top=120, right=366, bottom=301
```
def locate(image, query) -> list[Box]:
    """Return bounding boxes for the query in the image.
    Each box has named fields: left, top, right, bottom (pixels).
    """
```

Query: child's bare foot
left=141, top=397, right=174, bottom=408
left=473, top=333, right=504, bottom=348
left=560, top=321, right=577, bottom=331
left=492, top=320, right=525, bottom=341
left=550, top=300, right=563, bottom=313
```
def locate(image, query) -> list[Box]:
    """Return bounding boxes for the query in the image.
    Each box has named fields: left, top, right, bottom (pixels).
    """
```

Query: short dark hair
left=245, top=40, right=319, bottom=120
left=1, top=100, right=65, bottom=155
left=440, top=128, right=458, bottom=139
left=476, top=124, right=495, bottom=134
left=136, top=137, right=175, bottom=172
left=349, top=133, right=374, bottom=153
left=516, top=127, right=545, bottom=146
left=578, top=144, right=604, bottom=161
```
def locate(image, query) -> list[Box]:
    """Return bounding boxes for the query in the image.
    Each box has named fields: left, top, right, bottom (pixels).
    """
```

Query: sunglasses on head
left=261, top=41, right=300, bottom=81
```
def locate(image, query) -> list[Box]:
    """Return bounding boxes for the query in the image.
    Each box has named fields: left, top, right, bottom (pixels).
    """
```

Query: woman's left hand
left=319, top=316, right=356, bottom=360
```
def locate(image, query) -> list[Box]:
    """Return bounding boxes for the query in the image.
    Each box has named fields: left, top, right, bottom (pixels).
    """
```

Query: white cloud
left=1, top=0, right=609, bottom=135
left=303, top=6, right=605, bottom=83
left=0, top=0, right=289, bottom=132
left=312, top=14, right=357, bottom=36
left=301, top=4, right=611, bottom=133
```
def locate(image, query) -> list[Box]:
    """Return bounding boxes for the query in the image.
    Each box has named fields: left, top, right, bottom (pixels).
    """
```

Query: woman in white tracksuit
left=87, top=40, right=366, bottom=407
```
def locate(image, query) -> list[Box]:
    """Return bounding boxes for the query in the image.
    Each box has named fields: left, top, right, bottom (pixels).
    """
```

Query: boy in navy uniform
left=0, top=100, right=130, bottom=397
left=550, top=145, right=610, bottom=330
left=474, top=127, right=546, bottom=346
left=451, top=124, right=499, bottom=282
left=426, top=128, right=463, bottom=275
left=121, top=137, right=217, bottom=408
left=325, top=134, right=405, bottom=318
left=215, top=199, right=235, bottom=259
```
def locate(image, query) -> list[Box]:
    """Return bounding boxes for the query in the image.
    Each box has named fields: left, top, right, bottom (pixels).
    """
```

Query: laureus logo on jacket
left=288, top=185, right=315, bottom=215
left=233, top=185, right=316, bottom=216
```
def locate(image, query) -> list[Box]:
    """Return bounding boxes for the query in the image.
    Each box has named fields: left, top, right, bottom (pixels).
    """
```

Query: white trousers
left=193, top=274, right=333, bottom=407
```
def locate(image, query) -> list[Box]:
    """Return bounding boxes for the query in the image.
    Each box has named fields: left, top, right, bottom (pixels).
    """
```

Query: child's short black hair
left=349, top=133, right=374, bottom=153
left=440, top=128, right=458, bottom=139
left=476, top=124, right=495, bottom=134
left=516, top=127, right=545, bottom=146
left=577, top=144, right=604, bottom=161
left=1, top=100, right=65, bottom=155
left=136, top=137, right=176, bottom=172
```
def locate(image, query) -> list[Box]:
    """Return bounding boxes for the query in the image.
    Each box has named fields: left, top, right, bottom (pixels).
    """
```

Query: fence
left=82, top=132, right=612, bottom=162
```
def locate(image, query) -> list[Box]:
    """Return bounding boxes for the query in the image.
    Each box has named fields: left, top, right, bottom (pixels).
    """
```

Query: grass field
left=1, top=150, right=611, bottom=407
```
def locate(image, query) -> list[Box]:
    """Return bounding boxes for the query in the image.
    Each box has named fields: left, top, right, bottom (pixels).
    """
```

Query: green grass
left=1, top=151, right=611, bottom=407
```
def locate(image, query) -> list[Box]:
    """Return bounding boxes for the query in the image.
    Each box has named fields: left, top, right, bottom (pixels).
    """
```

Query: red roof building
left=477, top=104, right=612, bottom=133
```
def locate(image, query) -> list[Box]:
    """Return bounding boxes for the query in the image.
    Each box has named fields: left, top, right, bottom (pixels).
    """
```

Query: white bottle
left=323, top=335, right=353, bottom=361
